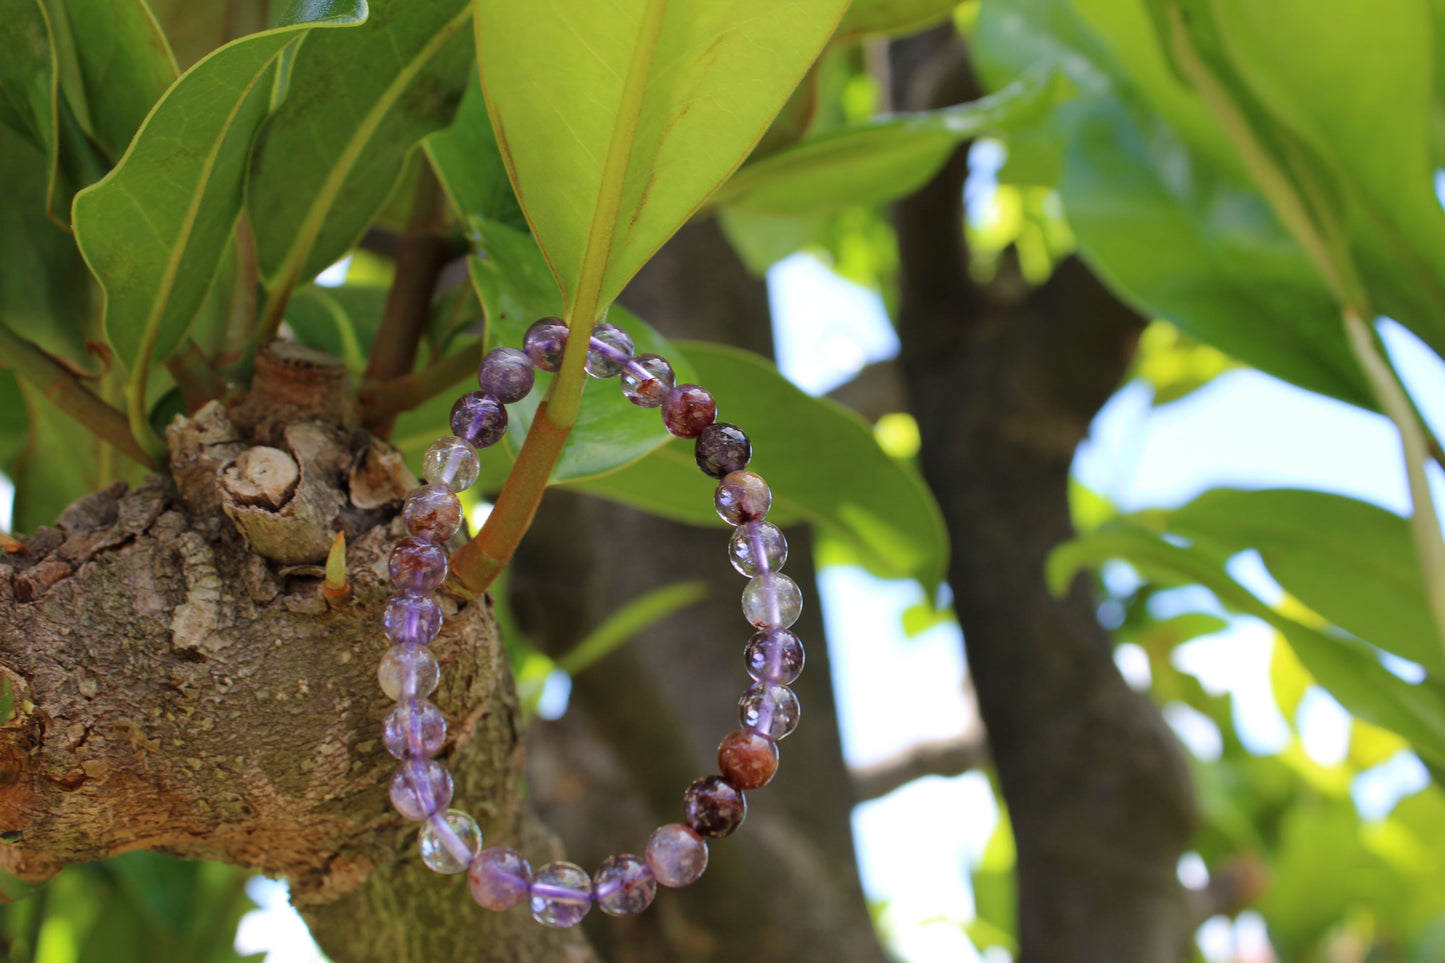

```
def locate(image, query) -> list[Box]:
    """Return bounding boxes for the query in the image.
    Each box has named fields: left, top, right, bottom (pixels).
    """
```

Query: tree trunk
left=889, top=28, right=1199, bottom=963
left=508, top=220, right=890, bottom=963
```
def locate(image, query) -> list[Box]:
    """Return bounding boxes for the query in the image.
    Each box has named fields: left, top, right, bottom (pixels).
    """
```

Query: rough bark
left=508, top=220, right=890, bottom=963
left=0, top=372, right=590, bottom=962
left=889, top=29, right=1199, bottom=962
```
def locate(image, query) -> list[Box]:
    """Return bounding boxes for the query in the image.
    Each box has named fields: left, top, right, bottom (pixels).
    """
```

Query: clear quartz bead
left=744, top=628, right=804, bottom=684
left=594, top=854, right=656, bottom=917
left=382, top=592, right=443, bottom=646
left=377, top=645, right=440, bottom=701
left=523, top=318, right=568, bottom=372
left=738, top=682, right=801, bottom=741
left=382, top=700, right=447, bottom=759
left=389, top=759, right=454, bottom=819
left=585, top=322, right=634, bottom=378
left=422, top=436, right=480, bottom=493
left=741, top=573, right=802, bottom=629
left=620, top=354, right=674, bottom=408
left=403, top=484, right=463, bottom=542
left=469, top=847, right=533, bottom=910
left=418, top=809, right=482, bottom=874
left=714, top=470, right=771, bottom=525
left=728, top=521, right=787, bottom=577
left=645, top=823, right=708, bottom=888
left=530, top=861, right=593, bottom=928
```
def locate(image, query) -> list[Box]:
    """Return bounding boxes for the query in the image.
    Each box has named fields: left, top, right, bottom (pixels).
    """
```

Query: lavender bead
left=683, top=776, right=746, bottom=839
left=523, top=317, right=568, bottom=372
left=744, top=629, right=805, bottom=685
left=377, top=645, right=440, bottom=702
left=383, top=699, right=447, bottom=759
left=620, top=354, right=675, bottom=408
left=450, top=392, right=508, bottom=449
left=390, top=759, right=453, bottom=819
left=715, top=470, right=771, bottom=525
left=739, top=682, right=801, bottom=741
left=530, top=861, right=592, bottom=928
left=594, top=854, right=656, bottom=917
left=742, top=572, right=803, bottom=629
left=695, top=423, right=751, bottom=478
left=478, top=346, right=535, bottom=404
left=403, top=484, right=463, bottom=542
left=382, top=592, right=443, bottom=646
left=422, top=436, right=480, bottom=493
left=419, top=809, right=482, bottom=874
left=585, top=322, right=634, bottom=378
left=728, top=520, right=787, bottom=577
left=469, top=847, right=533, bottom=911
left=645, top=824, right=708, bottom=888
left=389, top=537, right=448, bottom=594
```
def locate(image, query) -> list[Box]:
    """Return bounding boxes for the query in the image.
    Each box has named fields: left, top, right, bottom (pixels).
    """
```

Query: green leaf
left=1050, top=526, right=1445, bottom=769
left=285, top=283, right=387, bottom=372
left=832, top=0, right=960, bottom=43
left=72, top=0, right=367, bottom=450
left=9, top=381, right=100, bottom=532
left=248, top=0, right=472, bottom=304
left=556, top=581, right=710, bottom=676
left=577, top=341, right=950, bottom=591
left=51, top=0, right=179, bottom=162
left=1161, top=488, right=1442, bottom=674
left=711, top=67, right=1058, bottom=216
left=475, top=0, right=850, bottom=319
left=424, top=71, right=524, bottom=232
left=0, top=0, right=56, bottom=152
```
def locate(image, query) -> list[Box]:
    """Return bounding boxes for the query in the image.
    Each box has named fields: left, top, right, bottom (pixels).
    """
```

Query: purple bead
left=389, top=759, right=453, bottom=819
left=594, top=854, right=656, bottom=917
left=450, top=392, right=508, bottom=449
left=585, top=322, right=634, bottom=378
left=469, top=847, right=533, bottom=910
left=729, top=520, right=787, bottom=577
left=742, top=572, right=803, bottom=629
left=422, top=436, right=480, bottom=493
left=715, top=470, right=771, bottom=525
left=382, top=699, right=447, bottom=759
left=389, top=537, right=448, bottom=593
left=377, top=645, right=440, bottom=701
left=478, top=346, right=535, bottom=404
left=695, top=423, right=751, bottom=478
left=645, top=824, right=708, bottom=888
left=739, top=682, right=801, bottom=741
left=382, top=592, right=442, bottom=645
left=523, top=317, right=568, bottom=372
left=530, top=861, right=592, bottom=928
left=744, top=629, right=805, bottom=685
left=620, top=354, right=675, bottom=408
left=683, top=776, right=747, bottom=839
left=662, top=384, right=717, bottom=438
left=419, top=809, right=482, bottom=874
left=403, top=484, right=463, bottom=542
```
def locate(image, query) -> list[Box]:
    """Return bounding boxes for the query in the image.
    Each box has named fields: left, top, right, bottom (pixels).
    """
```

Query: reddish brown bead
left=682, top=775, right=746, bottom=838
left=717, top=729, right=778, bottom=790
left=662, top=384, right=717, bottom=438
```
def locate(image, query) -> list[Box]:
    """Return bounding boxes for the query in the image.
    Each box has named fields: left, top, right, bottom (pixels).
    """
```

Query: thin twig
left=165, top=338, right=227, bottom=412
left=850, top=731, right=989, bottom=802
left=218, top=215, right=259, bottom=367
left=360, top=339, right=485, bottom=425
left=0, top=320, right=156, bottom=469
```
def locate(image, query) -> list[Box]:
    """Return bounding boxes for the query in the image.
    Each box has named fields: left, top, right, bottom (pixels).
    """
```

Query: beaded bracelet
left=378, top=317, right=805, bottom=927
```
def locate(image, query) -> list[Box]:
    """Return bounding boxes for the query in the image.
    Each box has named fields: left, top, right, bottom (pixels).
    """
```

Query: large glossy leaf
left=832, top=0, right=960, bottom=43
left=423, top=72, right=524, bottom=232
left=1157, top=488, right=1441, bottom=674
left=53, top=0, right=178, bottom=161
left=248, top=0, right=472, bottom=303
left=9, top=381, right=101, bottom=532
left=72, top=1, right=367, bottom=387
left=711, top=68, right=1057, bottom=216
left=1050, top=526, right=1445, bottom=769
left=0, top=0, right=55, bottom=152
left=578, top=341, right=949, bottom=591
left=475, top=0, right=850, bottom=319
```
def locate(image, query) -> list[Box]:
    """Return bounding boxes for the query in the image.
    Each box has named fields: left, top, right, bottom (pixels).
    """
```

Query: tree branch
left=359, top=339, right=485, bottom=426
left=0, top=321, right=156, bottom=470
left=850, top=731, right=989, bottom=802
left=165, top=338, right=228, bottom=413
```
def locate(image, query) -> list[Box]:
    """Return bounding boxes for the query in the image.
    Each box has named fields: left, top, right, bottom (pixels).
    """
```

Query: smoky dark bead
left=694, top=423, right=751, bottom=478
left=450, top=392, right=508, bottom=449
left=478, top=346, right=535, bottom=404
left=523, top=317, right=569, bottom=372
left=662, top=384, right=717, bottom=438
left=683, top=775, right=746, bottom=838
